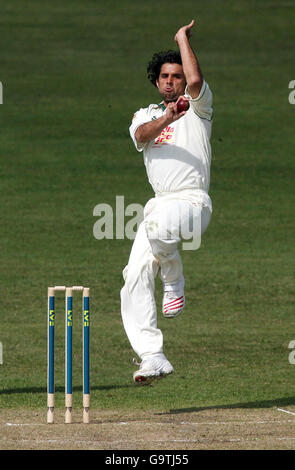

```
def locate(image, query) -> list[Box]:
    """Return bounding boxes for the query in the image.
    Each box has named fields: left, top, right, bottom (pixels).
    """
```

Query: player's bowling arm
left=174, top=20, right=203, bottom=99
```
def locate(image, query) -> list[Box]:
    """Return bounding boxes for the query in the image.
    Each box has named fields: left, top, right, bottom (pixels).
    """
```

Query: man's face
left=156, top=63, right=186, bottom=104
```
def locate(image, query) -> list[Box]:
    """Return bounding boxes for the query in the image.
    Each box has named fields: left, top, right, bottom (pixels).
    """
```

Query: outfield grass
left=0, top=0, right=294, bottom=416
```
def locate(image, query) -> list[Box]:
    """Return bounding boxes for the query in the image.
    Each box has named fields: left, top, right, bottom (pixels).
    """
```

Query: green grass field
left=0, top=0, right=294, bottom=423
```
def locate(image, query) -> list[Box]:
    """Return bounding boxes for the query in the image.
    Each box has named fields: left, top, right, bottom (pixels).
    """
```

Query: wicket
left=47, top=285, right=90, bottom=424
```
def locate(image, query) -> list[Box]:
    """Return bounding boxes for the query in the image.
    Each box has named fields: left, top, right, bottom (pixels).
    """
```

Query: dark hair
left=147, top=50, right=182, bottom=87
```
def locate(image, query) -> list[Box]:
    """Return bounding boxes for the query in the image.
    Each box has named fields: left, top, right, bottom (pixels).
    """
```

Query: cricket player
left=121, top=20, right=213, bottom=384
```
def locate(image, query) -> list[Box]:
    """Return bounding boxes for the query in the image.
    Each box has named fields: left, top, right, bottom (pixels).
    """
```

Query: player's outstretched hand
left=174, top=19, right=195, bottom=44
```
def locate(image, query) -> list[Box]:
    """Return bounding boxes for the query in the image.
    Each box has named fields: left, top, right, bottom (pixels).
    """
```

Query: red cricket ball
left=177, top=98, right=190, bottom=113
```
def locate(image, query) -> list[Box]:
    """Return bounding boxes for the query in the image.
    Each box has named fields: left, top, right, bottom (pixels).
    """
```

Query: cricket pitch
left=1, top=407, right=295, bottom=450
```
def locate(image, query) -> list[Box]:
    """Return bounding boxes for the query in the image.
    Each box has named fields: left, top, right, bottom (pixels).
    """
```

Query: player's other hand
left=165, top=101, right=186, bottom=124
left=174, top=19, right=195, bottom=43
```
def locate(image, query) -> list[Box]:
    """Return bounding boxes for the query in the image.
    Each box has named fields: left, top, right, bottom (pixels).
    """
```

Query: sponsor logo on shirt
left=154, top=126, right=175, bottom=145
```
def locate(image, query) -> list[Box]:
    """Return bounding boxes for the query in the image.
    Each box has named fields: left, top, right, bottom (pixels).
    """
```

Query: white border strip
left=277, top=408, right=295, bottom=416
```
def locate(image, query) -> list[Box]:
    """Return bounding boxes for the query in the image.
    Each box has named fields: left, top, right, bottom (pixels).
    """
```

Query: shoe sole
left=134, top=370, right=174, bottom=386
left=163, top=309, right=183, bottom=319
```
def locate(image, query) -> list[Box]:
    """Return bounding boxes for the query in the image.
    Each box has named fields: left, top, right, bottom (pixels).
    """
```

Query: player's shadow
left=0, top=384, right=133, bottom=395
left=157, top=396, right=295, bottom=415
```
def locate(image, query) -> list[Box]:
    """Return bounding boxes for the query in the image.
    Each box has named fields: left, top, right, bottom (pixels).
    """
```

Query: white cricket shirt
left=129, top=80, right=213, bottom=208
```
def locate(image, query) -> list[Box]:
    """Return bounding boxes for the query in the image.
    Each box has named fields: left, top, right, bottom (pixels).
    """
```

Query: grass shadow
left=160, top=397, right=295, bottom=415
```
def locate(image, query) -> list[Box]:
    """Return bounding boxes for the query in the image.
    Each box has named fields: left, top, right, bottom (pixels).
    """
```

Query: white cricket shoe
left=162, top=290, right=185, bottom=318
left=133, top=354, right=174, bottom=385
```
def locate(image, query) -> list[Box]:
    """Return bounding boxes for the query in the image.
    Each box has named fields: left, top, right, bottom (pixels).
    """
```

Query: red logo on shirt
left=154, top=126, right=175, bottom=145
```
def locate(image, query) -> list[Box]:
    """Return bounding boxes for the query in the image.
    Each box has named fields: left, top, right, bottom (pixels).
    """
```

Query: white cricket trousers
left=120, top=191, right=212, bottom=360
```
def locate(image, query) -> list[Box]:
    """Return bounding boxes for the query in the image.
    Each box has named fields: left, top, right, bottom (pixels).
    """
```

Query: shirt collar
left=150, top=102, right=166, bottom=111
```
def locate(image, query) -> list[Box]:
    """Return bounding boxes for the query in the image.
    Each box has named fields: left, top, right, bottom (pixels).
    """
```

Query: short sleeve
left=185, top=80, right=213, bottom=121
left=129, top=107, right=151, bottom=152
